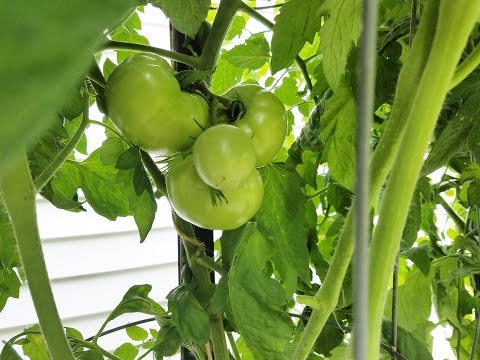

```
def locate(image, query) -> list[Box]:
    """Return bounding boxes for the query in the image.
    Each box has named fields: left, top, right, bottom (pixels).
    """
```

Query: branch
left=436, top=195, right=466, bottom=232
left=450, top=44, right=480, bottom=89
left=0, top=154, right=76, bottom=360
left=34, top=93, right=89, bottom=192
left=84, top=317, right=156, bottom=342
left=238, top=2, right=314, bottom=94
left=100, top=40, right=200, bottom=68
left=198, top=0, right=243, bottom=70
left=140, top=150, right=167, bottom=196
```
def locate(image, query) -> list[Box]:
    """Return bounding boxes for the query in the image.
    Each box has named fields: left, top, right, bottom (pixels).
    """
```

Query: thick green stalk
left=291, top=1, right=439, bottom=358
left=101, top=40, right=200, bottom=68
left=197, top=0, right=243, bottom=70
left=367, top=2, right=480, bottom=358
left=34, top=94, right=89, bottom=192
left=0, top=154, right=76, bottom=360
left=451, top=44, right=480, bottom=89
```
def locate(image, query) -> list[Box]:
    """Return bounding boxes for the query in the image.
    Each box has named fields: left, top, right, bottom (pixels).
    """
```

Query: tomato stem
left=367, top=1, right=480, bottom=358
left=34, top=92, right=90, bottom=192
left=0, top=154, right=76, bottom=360
left=173, top=213, right=230, bottom=360
left=450, top=43, right=480, bottom=89
left=101, top=40, right=200, bottom=68
left=197, top=0, right=243, bottom=70
left=140, top=150, right=167, bottom=196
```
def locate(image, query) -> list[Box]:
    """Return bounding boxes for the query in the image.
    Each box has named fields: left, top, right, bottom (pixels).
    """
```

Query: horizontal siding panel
left=0, top=263, right=177, bottom=330
left=36, top=197, right=174, bottom=239
left=42, top=227, right=178, bottom=280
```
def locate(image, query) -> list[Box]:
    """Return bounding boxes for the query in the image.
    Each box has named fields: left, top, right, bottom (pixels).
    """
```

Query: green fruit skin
left=225, top=84, right=287, bottom=167
left=166, top=157, right=264, bottom=230
left=105, top=53, right=209, bottom=154
left=193, top=124, right=256, bottom=191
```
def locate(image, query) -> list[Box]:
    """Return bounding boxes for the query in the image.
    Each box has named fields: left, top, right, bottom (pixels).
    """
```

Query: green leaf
left=0, top=199, right=19, bottom=269
left=274, top=77, right=303, bottom=107
left=78, top=349, right=103, bottom=360
left=150, top=0, right=210, bottom=37
left=271, top=0, right=324, bottom=73
left=28, top=130, right=85, bottom=212
left=65, top=327, right=83, bottom=340
left=320, top=85, right=357, bottom=191
left=211, top=59, right=244, bottom=94
left=0, top=0, right=140, bottom=174
left=256, top=164, right=310, bottom=282
left=103, top=58, right=117, bottom=81
left=319, top=0, right=361, bottom=90
left=166, top=285, right=210, bottom=345
left=400, top=187, right=422, bottom=251
left=220, top=226, right=246, bottom=271
left=21, top=330, right=49, bottom=360
left=313, top=316, right=345, bottom=356
left=467, top=181, right=480, bottom=205
left=0, top=268, right=21, bottom=311
left=152, top=325, right=183, bottom=357
left=208, top=276, right=229, bottom=315
left=73, top=152, right=131, bottom=220
left=0, top=343, right=23, bottom=360
left=326, top=182, right=352, bottom=217
left=384, top=267, right=432, bottom=332
left=113, top=343, right=139, bottom=360
left=116, top=147, right=141, bottom=170
left=106, top=285, right=166, bottom=325
left=423, top=92, right=480, bottom=175
left=382, top=320, right=433, bottom=360
left=402, top=245, right=431, bottom=277
left=223, top=34, right=270, bottom=71
left=126, top=326, right=148, bottom=342
left=100, top=138, right=127, bottom=166
left=59, top=88, right=84, bottom=121
left=226, top=15, right=247, bottom=41
left=228, top=224, right=294, bottom=359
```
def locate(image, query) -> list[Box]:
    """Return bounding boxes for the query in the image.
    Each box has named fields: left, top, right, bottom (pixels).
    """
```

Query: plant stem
left=0, top=154, right=76, bottom=360
left=367, top=2, right=480, bottom=358
left=88, top=120, right=133, bottom=146
left=198, top=0, right=243, bottom=70
left=226, top=332, right=241, bottom=360
left=140, top=150, right=167, bottom=196
left=237, top=2, right=314, bottom=94
left=101, top=40, right=200, bottom=68
left=73, top=339, right=122, bottom=360
left=451, top=44, right=480, bottom=89
left=84, top=317, right=156, bottom=342
left=34, top=94, right=89, bottom=192
left=353, top=0, right=379, bottom=357
left=436, top=195, right=466, bottom=232
left=196, top=255, right=227, bottom=276
left=174, top=214, right=229, bottom=360
left=292, top=1, right=440, bottom=358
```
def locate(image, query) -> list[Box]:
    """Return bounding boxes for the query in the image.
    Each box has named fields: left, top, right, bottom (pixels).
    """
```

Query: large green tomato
left=225, top=84, right=287, bottom=166
left=193, top=124, right=256, bottom=191
left=105, top=53, right=209, bottom=154
left=166, top=156, right=264, bottom=230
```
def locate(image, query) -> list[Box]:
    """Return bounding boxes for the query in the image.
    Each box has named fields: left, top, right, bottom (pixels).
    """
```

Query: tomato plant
left=166, top=156, right=263, bottom=230
left=226, top=84, right=287, bottom=167
left=193, top=124, right=256, bottom=190
left=105, top=53, right=209, bottom=154
left=2, top=1, right=480, bottom=360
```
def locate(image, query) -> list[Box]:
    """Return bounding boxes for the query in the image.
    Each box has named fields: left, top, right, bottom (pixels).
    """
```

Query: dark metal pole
left=170, top=23, right=215, bottom=360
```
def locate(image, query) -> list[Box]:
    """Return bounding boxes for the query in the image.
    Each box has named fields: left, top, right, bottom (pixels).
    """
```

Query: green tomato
left=225, top=84, right=287, bottom=166
left=166, top=156, right=264, bottom=230
left=105, top=53, right=209, bottom=154
left=193, top=124, right=256, bottom=190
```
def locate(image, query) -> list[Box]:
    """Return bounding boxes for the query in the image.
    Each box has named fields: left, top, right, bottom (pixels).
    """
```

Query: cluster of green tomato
left=105, top=53, right=287, bottom=230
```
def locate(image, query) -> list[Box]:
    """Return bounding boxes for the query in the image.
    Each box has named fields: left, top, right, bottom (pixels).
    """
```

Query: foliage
left=2, top=0, right=480, bottom=359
